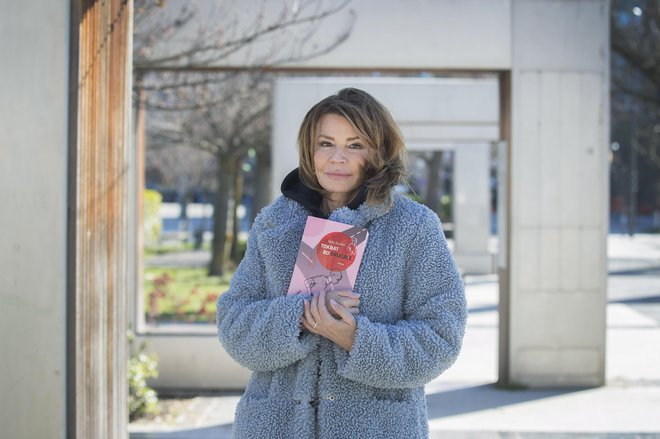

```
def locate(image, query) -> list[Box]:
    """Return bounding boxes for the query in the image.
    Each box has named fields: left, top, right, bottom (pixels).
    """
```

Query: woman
left=217, top=87, right=466, bottom=438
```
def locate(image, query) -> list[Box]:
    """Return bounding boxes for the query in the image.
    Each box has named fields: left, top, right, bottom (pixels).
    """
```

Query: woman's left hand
left=303, top=290, right=356, bottom=351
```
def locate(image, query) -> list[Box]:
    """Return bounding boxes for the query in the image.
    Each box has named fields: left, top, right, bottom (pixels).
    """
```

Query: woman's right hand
left=325, top=290, right=360, bottom=317
left=303, top=290, right=357, bottom=351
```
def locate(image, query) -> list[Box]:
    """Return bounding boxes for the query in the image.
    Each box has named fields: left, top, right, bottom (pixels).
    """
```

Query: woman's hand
left=302, top=290, right=356, bottom=351
left=325, top=290, right=360, bottom=317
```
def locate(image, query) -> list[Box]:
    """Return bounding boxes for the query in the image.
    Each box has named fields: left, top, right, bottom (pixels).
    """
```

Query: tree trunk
left=230, top=159, right=244, bottom=264
left=252, top=147, right=272, bottom=224
left=209, top=158, right=232, bottom=276
left=654, top=178, right=660, bottom=228
left=425, top=151, right=443, bottom=215
left=178, top=177, right=191, bottom=237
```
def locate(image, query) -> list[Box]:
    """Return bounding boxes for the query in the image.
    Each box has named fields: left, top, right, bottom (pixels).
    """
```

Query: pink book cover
left=287, top=216, right=369, bottom=296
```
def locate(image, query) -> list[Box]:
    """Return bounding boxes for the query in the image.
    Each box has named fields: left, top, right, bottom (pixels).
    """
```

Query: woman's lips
left=325, top=172, right=351, bottom=179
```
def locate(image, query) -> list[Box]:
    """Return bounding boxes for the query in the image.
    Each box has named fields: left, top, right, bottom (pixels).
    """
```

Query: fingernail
left=330, top=299, right=337, bottom=305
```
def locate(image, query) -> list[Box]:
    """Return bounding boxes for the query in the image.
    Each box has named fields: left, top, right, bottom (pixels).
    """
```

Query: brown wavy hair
left=297, top=87, right=407, bottom=206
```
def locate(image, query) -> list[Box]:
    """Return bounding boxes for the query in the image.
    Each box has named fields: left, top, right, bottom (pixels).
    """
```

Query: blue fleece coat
left=217, top=193, right=467, bottom=438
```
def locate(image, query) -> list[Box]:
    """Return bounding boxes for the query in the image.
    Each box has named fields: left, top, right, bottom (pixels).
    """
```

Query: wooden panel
left=68, top=0, right=132, bottom=438
left=497, top=71, right=512, bottom=385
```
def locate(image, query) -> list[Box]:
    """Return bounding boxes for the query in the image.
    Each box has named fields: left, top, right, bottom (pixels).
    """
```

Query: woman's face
left=313, top=113, right=369, bottom=204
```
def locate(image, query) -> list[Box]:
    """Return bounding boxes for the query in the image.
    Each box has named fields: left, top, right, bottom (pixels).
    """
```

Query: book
left=287, top=216, right=369, bottom=296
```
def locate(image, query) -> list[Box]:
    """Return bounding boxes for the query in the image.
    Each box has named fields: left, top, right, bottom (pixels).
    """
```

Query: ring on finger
left=312, top=321, right=319, bottom=329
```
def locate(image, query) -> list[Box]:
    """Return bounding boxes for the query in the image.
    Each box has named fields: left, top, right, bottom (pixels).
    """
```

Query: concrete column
left=453, top=143, right=493, bottom=274
left=503, top=0, right=609, bottom=387
left=0, top=2, right=69, bottom=437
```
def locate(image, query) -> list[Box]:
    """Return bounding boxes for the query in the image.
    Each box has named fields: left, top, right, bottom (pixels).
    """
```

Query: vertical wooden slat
left=135, top=74, right=146, bottom=333
left=68, top=1, right=132, bottom=438
left=497, top=71, right=512, bottom=386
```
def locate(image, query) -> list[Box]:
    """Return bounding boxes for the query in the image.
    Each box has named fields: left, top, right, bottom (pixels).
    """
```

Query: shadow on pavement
left=468, top=304, right=498, bottom=314
left=130, top=424, right=233, bottom=439
left=611, top=294, right=660, bottom=304
left=608, top=260, right=660, bottom=276
left=425, top=383, right=581, bottom=420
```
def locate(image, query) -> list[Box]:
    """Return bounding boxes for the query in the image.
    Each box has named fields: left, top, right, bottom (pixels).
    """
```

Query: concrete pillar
left=501, top=0, right=609, bottom=387
left=0, top=2, right=70, bottom=437
left=454, top=143, right=492, bottom=274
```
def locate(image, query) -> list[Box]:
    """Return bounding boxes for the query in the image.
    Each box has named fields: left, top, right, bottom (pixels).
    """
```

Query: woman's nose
left=329, top=148, right=347, bottom=163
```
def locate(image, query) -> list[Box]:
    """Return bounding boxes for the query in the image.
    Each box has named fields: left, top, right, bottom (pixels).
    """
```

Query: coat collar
left=280, top=168, right=389, bottom=228
left=325, top=201, right=389, bottom=228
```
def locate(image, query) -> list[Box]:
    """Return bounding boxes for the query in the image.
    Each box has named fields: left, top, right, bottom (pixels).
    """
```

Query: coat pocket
left=233, top=397, right=314, bottom=439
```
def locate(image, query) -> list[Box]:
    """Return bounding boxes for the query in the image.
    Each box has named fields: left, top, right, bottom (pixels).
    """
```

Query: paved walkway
left=130, top=234, right=660, bottom=438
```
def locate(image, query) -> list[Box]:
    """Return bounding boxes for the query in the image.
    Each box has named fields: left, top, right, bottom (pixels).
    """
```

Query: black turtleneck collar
left=280, top=168, right=367, bottom=218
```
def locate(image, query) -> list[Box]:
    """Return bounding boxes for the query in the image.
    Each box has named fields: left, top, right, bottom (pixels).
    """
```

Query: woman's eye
left=349, top=143, right=364, bottom=149
left=319, top=141, right=333, bottom=147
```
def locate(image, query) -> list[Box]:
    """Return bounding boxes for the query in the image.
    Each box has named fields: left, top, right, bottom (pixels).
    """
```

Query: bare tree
left=146, top=72, right=271, bottom=274
left=611, top=0, right=660, bottom=232
left=611, top=0, right=660, bottom=168
left=182, top=74, right=271, bottom=276
left=133, top=0, right=354, bottom=93
left=133, top=0, right=355, bottom=275
left=422, top=151, right=444, bottom=216
left=611, top=1, right=660, bottom=109
left=146, top=140, right=216, bottom=228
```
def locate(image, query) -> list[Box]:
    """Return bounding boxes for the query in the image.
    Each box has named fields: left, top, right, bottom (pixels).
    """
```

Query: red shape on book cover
left=287, top=216, right=368, bottom=296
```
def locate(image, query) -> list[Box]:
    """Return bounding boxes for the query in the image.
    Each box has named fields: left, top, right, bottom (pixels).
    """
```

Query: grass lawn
left=143, top=242, right=211, bottom=257
left=144, top=266, right=232, bottom=324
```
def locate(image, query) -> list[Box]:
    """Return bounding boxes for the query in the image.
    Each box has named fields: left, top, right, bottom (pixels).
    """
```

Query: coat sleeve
left=216, top=219, right=318, bottom=372
left=333, top=212, right=467, bottom=389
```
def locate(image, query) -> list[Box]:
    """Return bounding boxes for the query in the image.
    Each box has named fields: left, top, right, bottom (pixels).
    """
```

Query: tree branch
left=134, top=0, right=352, bottom=69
